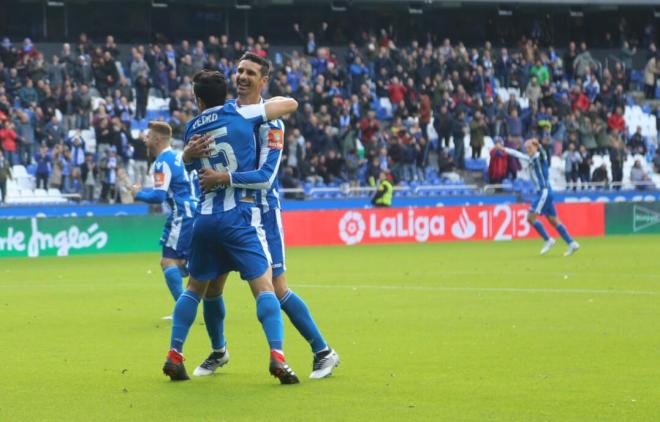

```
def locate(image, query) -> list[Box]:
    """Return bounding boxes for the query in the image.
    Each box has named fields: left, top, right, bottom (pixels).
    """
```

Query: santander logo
left=450, top=208, right=476, bottom=239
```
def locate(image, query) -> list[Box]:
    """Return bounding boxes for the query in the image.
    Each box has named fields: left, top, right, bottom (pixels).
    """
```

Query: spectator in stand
left=359, top=110, right=380, bottom=144
left=100, top=145, right=118, bottom=202
left=324, top=149, right=345, bottom=183
left=488, top=138, right=509, bottom=184
left=129, top=130, right=148, bottom=186
left=593, top=116, right=610, bottom=155
left=572, top=86, right=591, bottom=113
left=0, top=149, right=12, bottom=203
left=74, top=84, right=92, bottom=129
left=451, top=110, right=466, bottom=169
left=607, top=107, right=626, bottom=134
left=280, top=166, right=303, bottom=199
left=135, top=75, right=150, bottom=121
left=583, top=70, right=600, bottom=102
left=34, top=143, right=51, bottom=189
left=49, top=143, right=65, bottom=190
left=44, top=115, right=66, bottom=147
left=524, top=76, right=542, bottom=108
left=643, top=55, right=658, bottom=99
left=653, top=148, right=660, bottom=173
left=628, top=126, right=647, bottom=155
left=68, top=131, right=86, bottom=194
left=530, top=59, right=549, bottom=86
left=469, top=111, right=487, bottom=160
left=388, top=76, right=406, bottom=110
left=13, top=109, right=35, bottom=165
left=433, top=104, right=452, bottom=150
left=630, top=160, right=651, bottom=190
left=579, top=116, right=598, bottom=153
left=0, top=120, right=18, bottom=165
left=563, top=142, right=581, bottom=190
left=577, top=144, right=592, bottom=187
left=80, top=152, right=97, bottom=201
left=60, top=85, right=76, bottom=132
left=591, top=163, right=609, bottom=186
left=574, top=42, right=597, bottom=78
left=301, top=154, right=323, bottom=185
left=18, top=78, right=38, bottom=108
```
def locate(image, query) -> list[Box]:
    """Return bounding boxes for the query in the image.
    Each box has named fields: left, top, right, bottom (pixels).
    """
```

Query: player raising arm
left=497, top=139, right=580, bottom=256
left=129, top=122, right=197, bottom=314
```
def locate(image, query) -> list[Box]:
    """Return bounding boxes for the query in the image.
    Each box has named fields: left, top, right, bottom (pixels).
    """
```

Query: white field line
left=294, top=284, right=659, bottom=296
left=307, top=271, right=660, bottom=281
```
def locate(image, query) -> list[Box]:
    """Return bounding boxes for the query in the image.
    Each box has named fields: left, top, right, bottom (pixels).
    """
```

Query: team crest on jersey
left=267, top=129, right=284, bottom=150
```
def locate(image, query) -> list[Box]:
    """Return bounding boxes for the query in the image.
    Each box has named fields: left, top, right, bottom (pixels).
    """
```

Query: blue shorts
left=262, top=208, right=286, bottom=278
left=160, top=217, right=193, bottom=260
left=529, top=189, right=557, bottom=217
left=189, top=203, right=272, bottom=282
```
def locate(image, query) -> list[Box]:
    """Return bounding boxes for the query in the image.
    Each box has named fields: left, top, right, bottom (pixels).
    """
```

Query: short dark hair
left=192, top=70, right=227, bottom=108
left=239, top=52, right=271, bottom=77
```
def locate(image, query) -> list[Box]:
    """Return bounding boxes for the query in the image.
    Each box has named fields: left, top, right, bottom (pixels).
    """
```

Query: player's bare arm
left=264, top=98, right=298, bottom=121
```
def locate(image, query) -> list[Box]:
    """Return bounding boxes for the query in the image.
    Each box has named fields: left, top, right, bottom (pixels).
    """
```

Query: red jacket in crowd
left=607, top=112, right=625, bottom=133
left=572, top=93, right=590, bottom=113
left=388, top=82, right=406, bottom=104
left=359, top=117, right=380, bottom=143
left=0, top=127, right=17, bottom=153
left=488, top=147, right=509, bottom=183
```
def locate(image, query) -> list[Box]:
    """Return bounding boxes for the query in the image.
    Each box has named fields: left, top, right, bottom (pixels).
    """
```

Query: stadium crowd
left=0, top=26, right=659, bottom=203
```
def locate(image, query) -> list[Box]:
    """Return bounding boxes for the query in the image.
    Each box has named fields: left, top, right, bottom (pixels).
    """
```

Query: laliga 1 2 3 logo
left=339, top=211, right=366, bottom=245
left=451, top=208, right=476, bottom=239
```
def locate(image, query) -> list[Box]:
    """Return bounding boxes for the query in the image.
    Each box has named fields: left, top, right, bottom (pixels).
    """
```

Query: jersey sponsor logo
left=154, top=172, right=165, bottom=187
left=267, top=129, right=284, bottom=150
left=192, top=113, right=219, bottom=130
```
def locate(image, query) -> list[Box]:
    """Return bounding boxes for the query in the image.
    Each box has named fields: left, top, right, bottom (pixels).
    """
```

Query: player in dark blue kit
left=499, top=139, right=580, bottom=256
left=130, top=122, right=197, bottom=313
left=162, top=70, right=300, bottom=383
left=190, top=53, right=339, bottom=380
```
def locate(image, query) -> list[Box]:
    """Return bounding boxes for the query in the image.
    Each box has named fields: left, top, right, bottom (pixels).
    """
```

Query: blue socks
left=532, top=220, right=550, bottom=241
left=256, top=291, right=283, bottom=351
left=280, top=290, right=328, bottom=353
left=170, top=290, right=201, bottom=352
left=556, top=223, right=574, bottom=245
left=163, top=266, right=183, bottom=301
left=203, top=295, right=226, bottom=351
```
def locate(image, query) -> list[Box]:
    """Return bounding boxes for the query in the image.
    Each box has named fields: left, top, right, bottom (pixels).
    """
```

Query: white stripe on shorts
left=275, top=208, right=286, bottom=272
left=251, top=207, right=272, bottom=265
left=534, top=189, right=548, bottom=214
left=165, top=216, right=182, bottom=249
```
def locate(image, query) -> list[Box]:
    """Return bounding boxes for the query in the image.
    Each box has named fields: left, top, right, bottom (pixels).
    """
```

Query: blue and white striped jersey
left=142, top=147, right=197, bottom=223
left=226, top=98, right=284, bottom=213
left=504, top=147, right=551, bottom=192
left=183, top=102, right=268, bottom=214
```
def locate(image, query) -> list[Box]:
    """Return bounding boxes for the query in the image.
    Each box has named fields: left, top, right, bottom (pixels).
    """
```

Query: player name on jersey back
left=183, top=102, right=267, bottom=214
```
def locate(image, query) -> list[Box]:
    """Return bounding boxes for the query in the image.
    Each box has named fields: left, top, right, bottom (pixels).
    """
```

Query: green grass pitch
left=1, top=236, right=659, bottom=421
